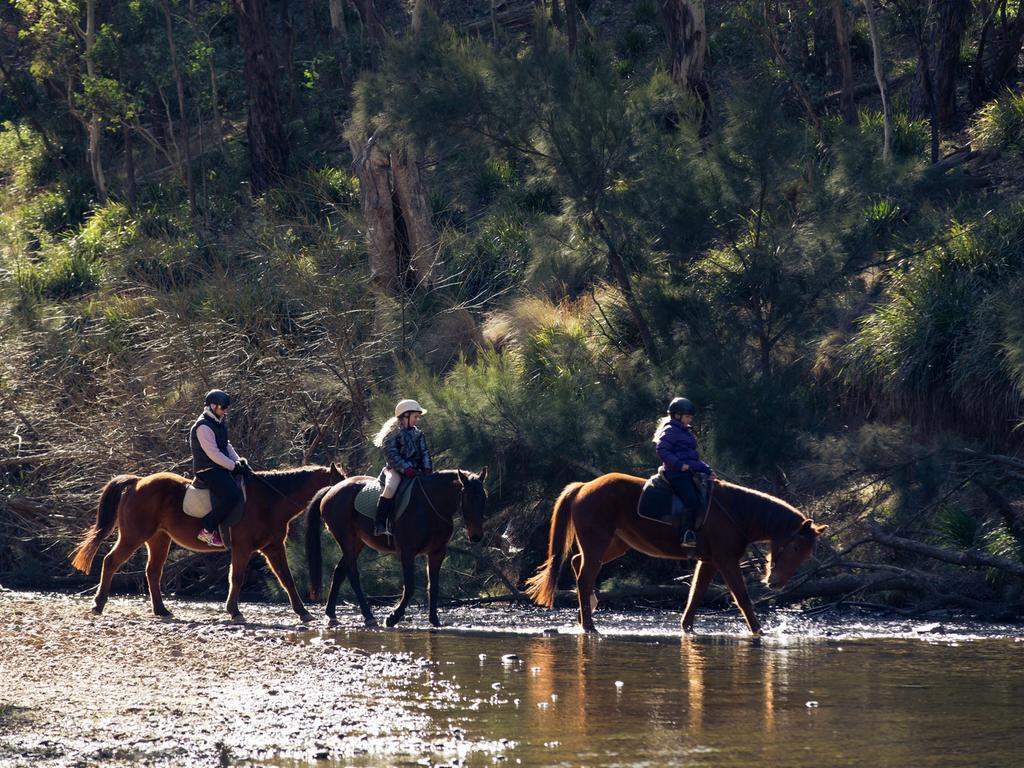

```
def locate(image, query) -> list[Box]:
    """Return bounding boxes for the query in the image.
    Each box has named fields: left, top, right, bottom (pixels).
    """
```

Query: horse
left=524, top=473, right=828, bottom=635
left=71, top=463, right=345, bottom=622
left=305, top=468, right=487, bottom=628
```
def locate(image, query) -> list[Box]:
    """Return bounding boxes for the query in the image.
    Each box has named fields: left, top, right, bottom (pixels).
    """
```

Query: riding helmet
left=394, top=398, right=426, bottom=418
left=205, top=389, right=231, bottom=408
left=666, top=397, right=696, bottom=416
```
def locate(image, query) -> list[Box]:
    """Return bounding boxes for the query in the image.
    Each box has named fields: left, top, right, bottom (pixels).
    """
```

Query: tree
left=657, top=0, right=711, bottom=134
left=831, top=0, right=856, bottom=126
left=862, top=0, right=893, bottom=163
left=159, top=0, right=195, bottom=215
left=233, top=0, right=288, bottom=193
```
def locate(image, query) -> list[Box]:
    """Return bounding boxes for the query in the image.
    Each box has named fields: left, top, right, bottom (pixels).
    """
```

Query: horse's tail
left=71, top=474, right=138, bottom=574
left=304, top=485, right=332, bottom=601
left=524, top=481, right=584, bottom=608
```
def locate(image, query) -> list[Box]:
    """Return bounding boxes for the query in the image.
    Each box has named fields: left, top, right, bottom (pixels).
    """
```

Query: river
left=1, top=591, right=1021, bottom=766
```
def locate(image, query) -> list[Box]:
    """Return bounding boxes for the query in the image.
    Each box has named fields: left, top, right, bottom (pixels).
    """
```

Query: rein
left=417, top=477, right=460, bottom=526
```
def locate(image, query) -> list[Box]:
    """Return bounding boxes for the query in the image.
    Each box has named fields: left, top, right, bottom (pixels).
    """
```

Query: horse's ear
left=479, top=466, right=488, bottom=482
left=329, top=462, right=345, bottom=480
left=801, top=519, right=827, bottom=536
left=456, top=469, right=468, bottom=486
left=812, top=522, right=829, bottom=536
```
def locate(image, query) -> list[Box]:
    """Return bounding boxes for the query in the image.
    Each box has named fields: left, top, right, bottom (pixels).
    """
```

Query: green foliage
left=972, top=89, right=1024, bottom=156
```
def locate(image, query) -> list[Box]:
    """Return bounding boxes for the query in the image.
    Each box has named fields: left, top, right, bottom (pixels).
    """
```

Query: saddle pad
left=183, top=477, right=246, bottom=527
left=636, top=470, right=712, bottom=527
left=353, top=477, right=417, bottom=522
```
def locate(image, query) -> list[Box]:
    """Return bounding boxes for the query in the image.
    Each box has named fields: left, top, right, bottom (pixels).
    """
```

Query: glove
left=235, top=458, right=254, bottom=475
left=403, top=467, right=417, bottom=478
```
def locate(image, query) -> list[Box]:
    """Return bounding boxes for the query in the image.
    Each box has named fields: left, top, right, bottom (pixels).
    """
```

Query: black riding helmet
left=667, top=397, right=696, bottom=416
left=205, top=389, right=231, bottom=408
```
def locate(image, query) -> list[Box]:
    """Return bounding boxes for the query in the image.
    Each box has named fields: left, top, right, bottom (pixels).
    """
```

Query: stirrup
left=680, top=529, right=697, bottom=550
left=373, top=520, right=391, bottom=537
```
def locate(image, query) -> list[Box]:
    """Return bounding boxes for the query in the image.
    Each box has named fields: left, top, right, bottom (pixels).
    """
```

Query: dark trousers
left=668, top=474, right=699, bottom=531
left=198, top=467, right=242, bottom=531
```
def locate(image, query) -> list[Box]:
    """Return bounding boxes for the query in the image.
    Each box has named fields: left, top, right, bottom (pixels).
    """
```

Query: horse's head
left=456, top=466, right=488, bottom=544
left=764, top=519, right=828, bottom=590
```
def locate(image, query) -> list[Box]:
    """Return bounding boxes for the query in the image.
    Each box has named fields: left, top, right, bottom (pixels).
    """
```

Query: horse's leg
left=573, top=537, right=629, bottom=614
left=260, top=541, right=314, bottom=623
left=225, top=545, right=254, bottom=622
left=681, top=560, right=719, bottom=633
left=718, top=559, right=761, bottom=635
left=145, top=533, right=173, bottom=618
left=426, top=547, right=446, bottom=628
left=385, top=547, right=417, bottom=628
left=92, top=532, right=145, bottom=615
left=324, top=555, right=348, bottom=623
left=343, top=541, right=377, bottom=628
left=573, top=524, right=615, bottom=633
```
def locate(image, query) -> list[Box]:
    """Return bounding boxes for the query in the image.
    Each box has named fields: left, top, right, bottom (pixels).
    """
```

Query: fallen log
left=867, top=521, right=1024, bottom=576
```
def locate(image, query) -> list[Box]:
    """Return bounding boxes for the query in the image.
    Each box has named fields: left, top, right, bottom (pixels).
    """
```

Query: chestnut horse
left=524, top=473, right=827, bottom=635
left=305, top=469, right=487, bottom=628
left=71, top=464, right=344, bottom=622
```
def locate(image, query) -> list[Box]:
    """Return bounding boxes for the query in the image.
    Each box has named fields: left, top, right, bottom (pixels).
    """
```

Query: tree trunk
left=862, top=0, right=893, bottom=164
left=329, top=0, right=346, bottom=36
left=990, top=4, right=1024, bottom=89
left=831, top=0, right=856, bottom=125
left=763, top=1, right=822, bottom=133
left=657, top=0, right=712, bottom=133
left=412, top=0, right=440, bottom=35
left=233, top=0, right=289, bottom=193
left=84, top=0, right=107, bottom=202
left=391, top=146, right=436, bottom=288
left=350, top=135, right=397, bottom=291
left=565, top=0, right=578, bottom=52
left=551, top=0, right=563, bottom=29
left=161, top=0, right=196, bottom=216
left=123, top=122, right=136, bottom=210
left=932, top=0, right=971, bottom=127
left=352, top=0, right=387, bottom=50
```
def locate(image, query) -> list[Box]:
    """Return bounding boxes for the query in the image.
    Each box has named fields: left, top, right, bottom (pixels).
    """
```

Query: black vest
left=190, top=412, right=229, bottom=474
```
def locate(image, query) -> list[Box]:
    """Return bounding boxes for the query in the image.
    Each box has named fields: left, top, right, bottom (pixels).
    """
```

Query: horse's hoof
left=154, top=609, right=173, bottom=619
left=297, top=612, right=314, bottom=624
left=364, top=616, right=379, bottom=629
left=90, top=605, right=104, bottom=616
left=230, top=613, right=245, bottom=624
left=429, top=618, right=442, bottom=629
left=582, top=625, right=600, bottom=634
left=681, top=623, right=695, bottom=634
left=384, top=613, right=401, bottom=628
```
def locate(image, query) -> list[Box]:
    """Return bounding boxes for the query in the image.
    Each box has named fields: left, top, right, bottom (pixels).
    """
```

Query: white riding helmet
left=395, top=399, right=426, bottom=418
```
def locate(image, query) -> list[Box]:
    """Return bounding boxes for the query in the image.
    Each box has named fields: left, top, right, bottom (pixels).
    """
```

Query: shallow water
left=2, top=592, right=1022, bottom=767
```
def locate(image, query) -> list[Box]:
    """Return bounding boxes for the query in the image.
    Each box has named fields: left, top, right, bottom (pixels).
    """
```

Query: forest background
left=2, top=0, right=1024, bottom=619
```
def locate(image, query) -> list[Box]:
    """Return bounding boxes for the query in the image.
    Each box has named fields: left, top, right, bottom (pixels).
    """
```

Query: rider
left=371, top=399, right=433, bottom=536
left=189, top=389, right=253, bottom=547
left=653, top=397, right=714, bottom=551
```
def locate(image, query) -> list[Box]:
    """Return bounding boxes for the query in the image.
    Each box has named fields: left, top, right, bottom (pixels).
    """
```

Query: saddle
left=183, top=476, right=247, bottom=547
left=353, top=475, right=419, bottom=523
left=636, top=468, right=712, bottom=528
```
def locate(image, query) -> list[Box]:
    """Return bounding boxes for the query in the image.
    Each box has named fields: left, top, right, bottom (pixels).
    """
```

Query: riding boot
left=680, top=506, right=697, bottom=550
left=373, top=495, right=395, bottom=537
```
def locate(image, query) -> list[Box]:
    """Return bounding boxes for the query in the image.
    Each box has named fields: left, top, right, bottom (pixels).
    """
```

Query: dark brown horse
left=524, top=473, right=827, bottom=635
left=305, top=469, right=487, bottom=628
left=71, top=464, right=344, bottom=622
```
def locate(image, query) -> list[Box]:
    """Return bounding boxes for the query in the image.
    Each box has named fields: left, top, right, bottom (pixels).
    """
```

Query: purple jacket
left=654, top=420, right=711, bottom=478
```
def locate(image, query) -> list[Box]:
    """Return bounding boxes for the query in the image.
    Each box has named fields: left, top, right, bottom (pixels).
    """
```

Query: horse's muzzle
left=469, top=533, right=483, bottom=544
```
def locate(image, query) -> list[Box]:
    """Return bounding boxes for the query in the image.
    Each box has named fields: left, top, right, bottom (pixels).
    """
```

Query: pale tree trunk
left=161, top=0, right=196, bottom=216
left=657, top=0, right=711, bottom=133
left=84, top=0, right=107, bottom=202
left=862, top=0, right=893, bottom=164
left=831, top=0, right=856, bottom=125
left=412, top=0, right=439, bottom=35
left=123, top=122, right=136, bottom=209
left=329, top=0, right=346, bottom=36
left=350, top=136, right=397, bottom=291
left=391, top=146, right=436, bottom=288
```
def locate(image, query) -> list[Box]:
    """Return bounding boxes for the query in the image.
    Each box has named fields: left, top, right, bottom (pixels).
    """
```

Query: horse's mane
left=717, top=480, right=805, bottom=538
left=255, top=465, right=330, bottom=494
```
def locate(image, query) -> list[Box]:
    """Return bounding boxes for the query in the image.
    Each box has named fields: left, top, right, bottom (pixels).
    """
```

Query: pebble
left=615, top=680, right=624, bottom=689
left=501, top=654, right=518, bottom=663
left=806, top=701, right=819, bottom=708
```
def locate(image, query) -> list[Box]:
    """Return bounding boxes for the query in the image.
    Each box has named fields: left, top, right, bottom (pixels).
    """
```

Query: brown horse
left=524, top=473, right=827, bottom=635
left=71, top=464, right=344, bottom=622
left=305, top=469, right=487, bottom=628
